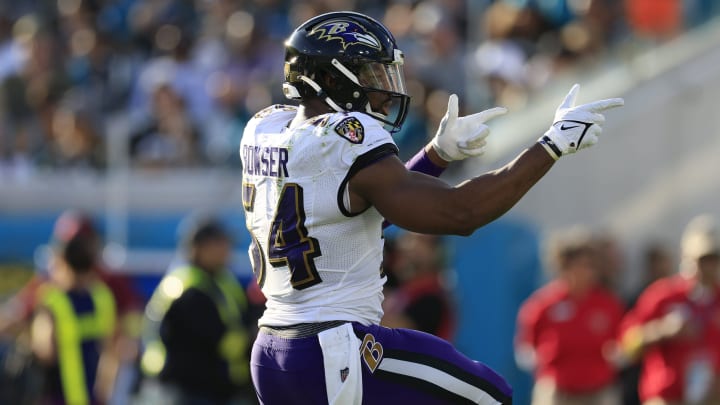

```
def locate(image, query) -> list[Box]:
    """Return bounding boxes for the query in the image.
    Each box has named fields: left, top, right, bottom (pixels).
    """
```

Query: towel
left=318, top=323, right=363, bottom=405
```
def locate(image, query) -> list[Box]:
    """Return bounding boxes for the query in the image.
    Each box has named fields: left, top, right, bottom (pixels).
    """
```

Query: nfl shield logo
left=340, top=367, right=350, bottom=382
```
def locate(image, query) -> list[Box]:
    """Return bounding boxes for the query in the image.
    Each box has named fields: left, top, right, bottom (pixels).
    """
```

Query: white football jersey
left=240, top=105, right=398, bottom=326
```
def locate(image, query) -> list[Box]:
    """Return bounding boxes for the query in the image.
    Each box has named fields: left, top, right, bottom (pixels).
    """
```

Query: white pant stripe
left=377, top=358, right=501, bottom=405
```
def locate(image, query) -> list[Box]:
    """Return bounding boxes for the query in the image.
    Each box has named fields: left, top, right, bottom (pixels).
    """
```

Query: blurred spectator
left=30, top=211, right=118, bottom=404
left=129, top=83, right=203, bottom=168
left=0, top=14, right=25, bottom=82
left=36, top=105, right=105, bottom=169
left=471, top=2, right=540, bottom=108
left=56, top=0, right=132, bottom=115
left=515, top=227, right=625, bottom=405
left=625, top=0, right=682, bottom=39
left=380, top=235, right=401, bottom=290
left=129, top=24, right=212, bottom=129
left=381, top=232, right=456, bottom=341
left=0, top=20, right=69, bottom=174
left=643, top=243, right=675, bottom=284
left=592, top=232, right=627, bottom=297
left=0, top=0, right=717, bottom=172
left=0, top=210, right=145, bottom=404
left=139, top=218, right=254, bottom=404
left=412, top=4, right=467, bottom=101
left=627, top=242, right=677, bottom=308
left=619, top=242, right=676, bottom=405
left=620, top=215, right=720, bottom=405
left=195, top=5, right=285, bottom=165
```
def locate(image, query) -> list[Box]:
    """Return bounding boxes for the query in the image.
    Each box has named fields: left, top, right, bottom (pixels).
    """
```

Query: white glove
left=538, top=84, right=624, bottom=160
left=431, top=94, right=508, bottom=162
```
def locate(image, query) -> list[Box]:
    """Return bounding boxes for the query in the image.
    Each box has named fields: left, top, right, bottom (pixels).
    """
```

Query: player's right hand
left=431, top=94, right=507, bottom=162
left=538, top=84, right=624, bottom=160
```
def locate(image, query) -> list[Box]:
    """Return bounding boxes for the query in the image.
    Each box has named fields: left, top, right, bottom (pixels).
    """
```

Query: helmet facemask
left=327, top=49, right=410, bottom=133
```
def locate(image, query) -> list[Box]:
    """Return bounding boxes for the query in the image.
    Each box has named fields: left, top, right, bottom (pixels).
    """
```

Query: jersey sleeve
left=324, top=112, right=399, bottom=216
left=244, top=104, right=296, bottom=133
left=326, top=112, right=398, bottom=168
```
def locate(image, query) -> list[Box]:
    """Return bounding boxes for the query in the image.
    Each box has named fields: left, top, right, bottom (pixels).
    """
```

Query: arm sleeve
left=405, top=148, right=446, bottom=177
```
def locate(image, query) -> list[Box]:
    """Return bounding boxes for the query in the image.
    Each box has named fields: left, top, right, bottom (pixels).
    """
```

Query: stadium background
left=1, top=0, right=720, bottom=403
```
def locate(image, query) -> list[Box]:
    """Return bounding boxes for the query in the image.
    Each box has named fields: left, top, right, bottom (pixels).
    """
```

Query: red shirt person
left=515, top=228, right=625, bottom=405
left=620, top=215, right=720, bottom=405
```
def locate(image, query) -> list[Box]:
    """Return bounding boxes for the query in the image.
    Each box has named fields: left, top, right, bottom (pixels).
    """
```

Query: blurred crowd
left=516, top=216, right=720, bottom=405
left=0, top=211, right=145, bottom=404
left=0, top=0, right=719, bottom=176
left=0, top=211, right=262, bottom=404
left=379, top=217, right=720, bottom=405
left=0, top=211, right=458, bottom=404
left=1, top=209, right=720, bottom=404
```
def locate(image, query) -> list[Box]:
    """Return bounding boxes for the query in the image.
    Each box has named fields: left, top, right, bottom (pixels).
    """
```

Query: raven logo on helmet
left=310, top=20, right=382, bottom=50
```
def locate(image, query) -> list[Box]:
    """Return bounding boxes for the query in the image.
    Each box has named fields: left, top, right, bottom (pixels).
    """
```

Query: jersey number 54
left=243, top=182, right=323, bottom=290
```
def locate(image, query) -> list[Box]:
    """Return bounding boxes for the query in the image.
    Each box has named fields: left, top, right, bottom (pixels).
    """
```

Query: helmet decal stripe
left=310, top=20, right=382, bottom=50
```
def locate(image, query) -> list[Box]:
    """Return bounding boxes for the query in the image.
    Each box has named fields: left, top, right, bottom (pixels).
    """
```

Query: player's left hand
left=431, top=94, right=508, bottom=162
left=538, top=84, right=624, bottom=160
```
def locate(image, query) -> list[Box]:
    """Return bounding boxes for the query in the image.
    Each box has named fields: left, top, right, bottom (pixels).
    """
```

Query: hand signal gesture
left=539, top=84, right=624, bottom=160
left=432, top=94, right=508, bottom=162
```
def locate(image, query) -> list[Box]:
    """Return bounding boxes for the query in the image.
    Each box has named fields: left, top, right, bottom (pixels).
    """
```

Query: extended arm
left=353, top=144, right=553, bottom=235
left=352, top=84, right=623, bottom=235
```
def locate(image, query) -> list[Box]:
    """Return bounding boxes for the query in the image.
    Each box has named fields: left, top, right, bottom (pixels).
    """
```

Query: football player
left=240, top=11, right=624, bottom=405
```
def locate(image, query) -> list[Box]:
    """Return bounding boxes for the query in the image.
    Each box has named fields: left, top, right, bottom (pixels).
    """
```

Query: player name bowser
left=241, top=145, right=290, bottom=178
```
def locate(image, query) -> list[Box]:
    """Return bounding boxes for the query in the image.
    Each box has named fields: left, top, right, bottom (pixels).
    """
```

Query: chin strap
left=299, top=76, right=346, bottom=113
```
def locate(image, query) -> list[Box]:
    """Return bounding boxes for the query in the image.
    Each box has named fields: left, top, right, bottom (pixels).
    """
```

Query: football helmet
left=284, top=11, right=410, bottom=132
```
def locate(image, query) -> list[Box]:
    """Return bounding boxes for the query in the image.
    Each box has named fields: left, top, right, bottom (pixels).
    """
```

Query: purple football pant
left=251, top=323, right=512, bottom=404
